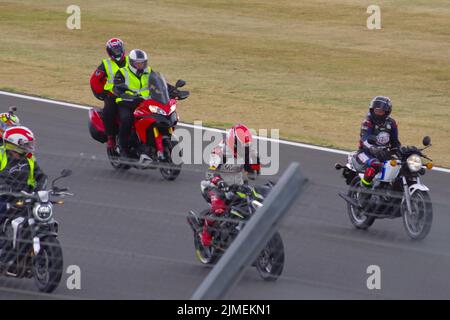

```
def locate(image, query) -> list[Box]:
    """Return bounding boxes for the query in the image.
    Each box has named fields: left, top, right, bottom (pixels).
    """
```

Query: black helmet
left=369, top=96, right=392, bottom=123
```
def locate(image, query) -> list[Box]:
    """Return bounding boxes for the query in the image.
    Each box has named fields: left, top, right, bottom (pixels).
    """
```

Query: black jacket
left=0, top=152, right=47, bottom=192
left=359, top=113, right=401, bottom=157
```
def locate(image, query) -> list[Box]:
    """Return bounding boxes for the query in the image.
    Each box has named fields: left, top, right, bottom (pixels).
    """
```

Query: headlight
left=407, top=154, right=422, bottom=172
left=33, top=203, right=53, bottom=222
left=149, top=105, right=167, bottom=116
left=251, top=200, right=263, bottom=209
left=169, top=104, right=177, bottom=114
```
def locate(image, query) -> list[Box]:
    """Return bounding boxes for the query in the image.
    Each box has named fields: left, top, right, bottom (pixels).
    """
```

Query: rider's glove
left=211, top=176, right=228, bottom=191
left=370, top=146, right=381, bottom=156
left=379, top=150, right=390, bottom=161
left=217, top=180, right=228, bottom=191
left=371, top=147, right=389, bottom=161
left=134, top=95, right=144, bottom=104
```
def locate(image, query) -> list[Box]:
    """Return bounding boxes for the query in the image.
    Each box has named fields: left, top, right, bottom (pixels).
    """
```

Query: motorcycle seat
left=350, top=152, right=366, bottom=173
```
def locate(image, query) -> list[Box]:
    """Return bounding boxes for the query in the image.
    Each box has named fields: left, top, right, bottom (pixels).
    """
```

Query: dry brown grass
left=0, top=0, right=449, bottom=165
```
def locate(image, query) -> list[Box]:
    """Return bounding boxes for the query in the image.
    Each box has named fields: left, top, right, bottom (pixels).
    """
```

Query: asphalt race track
left=0, top=93, right=449, bottom=299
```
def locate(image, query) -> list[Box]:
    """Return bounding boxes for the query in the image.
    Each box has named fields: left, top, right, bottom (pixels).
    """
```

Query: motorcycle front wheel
left=159, top=139, right=182, bottom=181
left=193, top=235, right=220, bottom=265
left=32, top=237, right=63, bottom=293
left=402, top=190, right=433, bottom=240
left=255, top=231, right=285, bottom=281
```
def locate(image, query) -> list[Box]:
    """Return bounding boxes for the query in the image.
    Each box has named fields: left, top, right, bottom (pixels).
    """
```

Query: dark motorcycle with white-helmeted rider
left=0, top=169, right=73, bottom=293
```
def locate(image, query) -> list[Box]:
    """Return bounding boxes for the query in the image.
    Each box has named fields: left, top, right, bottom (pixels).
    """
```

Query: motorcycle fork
left=152, top=127, right=164, bottom=153
left=5, top=224, right=31, bottom=278
left=402, top=176, right=413, bottom=216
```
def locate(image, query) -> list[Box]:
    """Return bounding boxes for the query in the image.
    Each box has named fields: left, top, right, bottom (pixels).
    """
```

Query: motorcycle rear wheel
left=255, top=232, right=285, bottom=281
left=159, top=139, right=182, bottom=181
left=107, top=141, right=130, bottom=171
left=347, top=177, right=375, bottom=230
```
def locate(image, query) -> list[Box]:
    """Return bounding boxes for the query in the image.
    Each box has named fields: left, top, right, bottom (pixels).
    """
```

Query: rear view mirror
left=422, top=136, right=431, bottom=146
left=60, top=169, right=72, bottom=178
left=52, top=169, right=72, bottom=189
left=175, top=79, right=186, bottom=88
left=177, top=90, right=190, bottom=100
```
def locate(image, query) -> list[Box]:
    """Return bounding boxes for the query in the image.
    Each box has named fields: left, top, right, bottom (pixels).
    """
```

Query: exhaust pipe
left=338, top=192, right=362, bottom=209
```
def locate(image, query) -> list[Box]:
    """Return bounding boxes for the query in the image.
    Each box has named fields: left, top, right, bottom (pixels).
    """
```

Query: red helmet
left=106, top=38, right=125, bottom=63
left=3, top=126, right=35, bottom=155
left=226, top=124, right=253, bottom=156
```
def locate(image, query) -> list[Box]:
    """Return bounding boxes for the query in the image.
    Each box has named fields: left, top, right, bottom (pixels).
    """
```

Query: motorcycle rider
left=0, top=110, right=20, bottom=141
left=113, top=49, right=179, bottom=160
left=90, top=38, right=128, bottom=153
left=199, top=124, right=261, bottom=247
left=0, top=126, right=48, bottom=272
left=356, top=96, right=401, bottom=188
left=113, top=49, right=152, bottom=159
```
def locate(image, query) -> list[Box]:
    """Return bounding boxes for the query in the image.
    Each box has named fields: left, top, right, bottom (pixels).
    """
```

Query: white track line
left=1, top=90, right=449, bottom=173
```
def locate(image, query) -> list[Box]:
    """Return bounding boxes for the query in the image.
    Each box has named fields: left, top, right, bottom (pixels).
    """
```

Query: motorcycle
left=0, top=169, right=73, bottom=293
left=187, top=182, right=285, bottom=281
left=89, top=72, right=189, bottom=181
left=335, top=136, right=434, bottom=240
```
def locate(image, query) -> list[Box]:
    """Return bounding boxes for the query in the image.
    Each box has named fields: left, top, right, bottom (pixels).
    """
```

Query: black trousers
left=102, top=95, right=118, bottom=136
left=0, top=196, right=8, bottom=224
left=117, top=103, right=136, bottom=151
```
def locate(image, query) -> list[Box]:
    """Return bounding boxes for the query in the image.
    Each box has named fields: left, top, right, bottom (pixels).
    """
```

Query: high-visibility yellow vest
left=115, top=66, right=151, bottom=104
left=0, top=147, right=36, bottom=188
left=102, top=56, right=129, bottom=93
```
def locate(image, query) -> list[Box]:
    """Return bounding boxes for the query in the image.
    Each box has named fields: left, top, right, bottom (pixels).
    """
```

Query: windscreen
left=148, top=71, right=170, bottom=105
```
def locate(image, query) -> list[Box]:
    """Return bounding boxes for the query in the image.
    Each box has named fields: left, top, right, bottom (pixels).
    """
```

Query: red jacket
left=89, top=63, right=108, bottom=101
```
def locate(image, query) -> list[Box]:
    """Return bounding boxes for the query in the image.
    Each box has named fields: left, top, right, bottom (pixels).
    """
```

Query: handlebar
left=372, top=146, right=433, bottom=165
left=0, top=188, right=73, bottom=199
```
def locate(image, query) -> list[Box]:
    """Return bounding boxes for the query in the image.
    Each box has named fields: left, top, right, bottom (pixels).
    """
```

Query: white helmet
left=128, top=49, right=148, bottom=75
left=3, top=126, right=35, bottom=155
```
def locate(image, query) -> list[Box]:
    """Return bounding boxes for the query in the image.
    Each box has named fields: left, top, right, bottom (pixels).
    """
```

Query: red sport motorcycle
left=88, top=72, right=189, bottom=181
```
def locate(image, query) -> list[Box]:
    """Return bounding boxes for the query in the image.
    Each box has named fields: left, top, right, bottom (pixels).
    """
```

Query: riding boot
left=106, top=135, right=116, bottom=150
left=120, top=147, right=137, bottom=162
left=200, top=225, right=213, bottom=247
left=359, top=168, right=375, bottom=208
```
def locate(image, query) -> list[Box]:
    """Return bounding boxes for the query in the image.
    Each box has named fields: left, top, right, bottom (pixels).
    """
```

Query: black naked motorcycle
left=187, top=182, right=285, bottom=281
left=335, top=136, right=434, bottom=240
left=0, top=169, right=73, bottom=292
